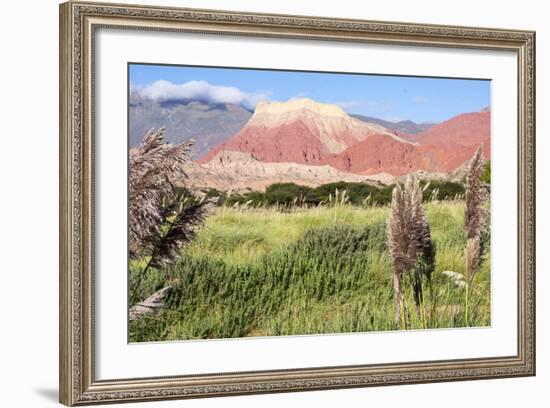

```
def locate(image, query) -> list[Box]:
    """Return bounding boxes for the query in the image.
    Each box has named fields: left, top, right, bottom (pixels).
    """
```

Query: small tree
left=388, top=176, right=435, bottom=329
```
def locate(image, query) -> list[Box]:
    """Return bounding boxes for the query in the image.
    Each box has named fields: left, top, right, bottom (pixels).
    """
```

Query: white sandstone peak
left=254, top=98, right=348, bottom=119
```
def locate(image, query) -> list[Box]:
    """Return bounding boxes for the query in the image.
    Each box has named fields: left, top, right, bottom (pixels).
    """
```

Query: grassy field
left=129, top=201, right=490, bottom=342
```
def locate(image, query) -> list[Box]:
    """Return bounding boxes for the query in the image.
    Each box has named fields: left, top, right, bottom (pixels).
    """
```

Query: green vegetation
left=182, top=180, right=465, bottom=208
left=481, top=160, right=491, bottom=184
left=129, top=201, right=490, bottom=342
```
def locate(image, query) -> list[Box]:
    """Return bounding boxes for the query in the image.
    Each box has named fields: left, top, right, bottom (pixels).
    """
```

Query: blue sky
left=129, top=63, right=490, bottom=123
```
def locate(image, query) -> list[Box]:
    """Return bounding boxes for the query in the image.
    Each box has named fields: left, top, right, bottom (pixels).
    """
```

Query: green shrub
left=208, top=180, right=466, bottom=209
left=420, top=180, right=465, bottom=201
left=481, top=160, right=491, bottom=184
left=129, top=222, right=393, bottom=340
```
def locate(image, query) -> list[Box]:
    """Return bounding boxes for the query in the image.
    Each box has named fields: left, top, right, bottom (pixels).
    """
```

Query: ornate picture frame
left=59, top=1, right=535, bottom=405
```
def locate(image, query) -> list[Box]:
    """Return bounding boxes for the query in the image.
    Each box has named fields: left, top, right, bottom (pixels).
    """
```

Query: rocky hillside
left=324, top=110, right=490, bottom=176
left=415, top=111, right=491, bottom=156
left=129, top=92, right=252, bottom=158
left=185, top=150, right=392, bottom=193
left=198, top=98, right=401, bottom=165
left=199, top=99, right=490, bottom=177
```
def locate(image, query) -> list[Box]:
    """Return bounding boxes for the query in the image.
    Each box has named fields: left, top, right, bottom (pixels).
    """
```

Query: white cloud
left=136, top=80, right=271, bottom=110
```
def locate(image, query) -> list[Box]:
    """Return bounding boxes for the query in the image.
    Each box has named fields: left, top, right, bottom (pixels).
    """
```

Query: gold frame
left=59, top=1, right=536, bottom=405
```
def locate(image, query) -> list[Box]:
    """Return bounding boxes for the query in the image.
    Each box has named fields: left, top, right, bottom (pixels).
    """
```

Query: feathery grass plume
left=388, top=183, right=409, bottom=327
left=463, top=145, right=488, bottom=282
left=466, top=237, right=481, bottom=282
left=146, top=197, right=212, bottom=269
left=387, top=176, right=435, bottom=327
left=128, top=128, right=193, bottom=258
left=129, top=128, right=212, bottom=302
left=407, top=177, right=436, bottom=316
left=464, top=145, right=488, bottom=241
left=463, top=145, right=488, bottom=323
left=414, top=212, right=436, bottom=308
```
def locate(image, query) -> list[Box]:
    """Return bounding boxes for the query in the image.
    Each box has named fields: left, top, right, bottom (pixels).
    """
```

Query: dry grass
left=387, top=176, right=435, bottom=327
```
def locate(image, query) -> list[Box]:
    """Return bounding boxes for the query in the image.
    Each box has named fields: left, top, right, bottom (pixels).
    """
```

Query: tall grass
left=129, top=201, right=490, bottom=342
left=187, top=204, right=389, bottom=266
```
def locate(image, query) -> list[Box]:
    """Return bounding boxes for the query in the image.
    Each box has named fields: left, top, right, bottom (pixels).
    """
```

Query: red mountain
left=324, top=110, right=490, bottom=175
left=199, top=99, right=490, bottom=177
left=198, top=98, right=401, bottom=165
left=323, top=138, right=480, bottom=176
left=416, top=111, right=491, bottom=157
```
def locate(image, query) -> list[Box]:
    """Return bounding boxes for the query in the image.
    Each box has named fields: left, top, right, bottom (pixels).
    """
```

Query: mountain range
left=323, top=110, right=490, bottom=176
left=350, top=114, right=433, bottom=135
left=132, top=95, right=489, bottom=192
left=198, top=98, right=489, bottom=175
left=129, top=94, right=435, bottom=159
left=129, top=92, right=252, bottom=158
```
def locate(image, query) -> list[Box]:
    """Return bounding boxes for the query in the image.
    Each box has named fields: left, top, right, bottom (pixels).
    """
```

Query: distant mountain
left=415, top=110, right=491, bottom=157
left=351, top=114, right=434, bottom=135
left=129, top=92, right=252, bottom=158
left=131, top=92, right=490, bottom=181
left=199, top=99, right=490, bottom=178
left=323, top=133, right=423, bottom=175
left=325, top=109, right=490, bottom=175
left=130, top=93, right=437, bottom=161
left=199, top=98, right=402, bottom=165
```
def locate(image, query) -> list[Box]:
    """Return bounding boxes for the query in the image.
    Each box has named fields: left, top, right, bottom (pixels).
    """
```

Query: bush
left=480, top=161, right=491, bottom=184
left=207, top=180, right=466, bottom=208
left=420, top=180, right=465, bottom=201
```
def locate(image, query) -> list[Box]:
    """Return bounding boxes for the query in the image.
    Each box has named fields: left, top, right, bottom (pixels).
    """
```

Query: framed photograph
left=59, top=1, right=536, bottom=405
